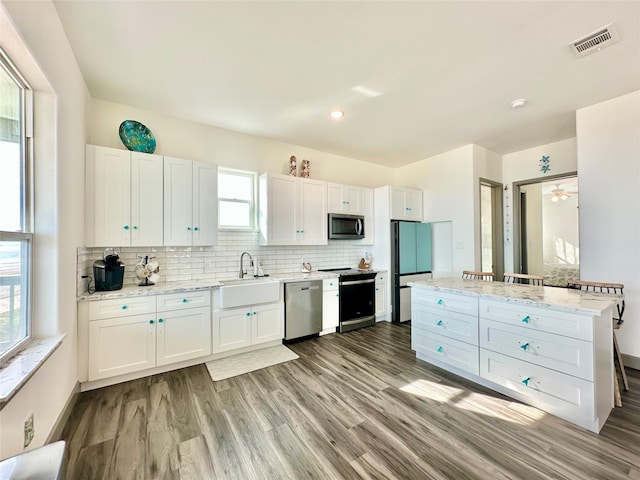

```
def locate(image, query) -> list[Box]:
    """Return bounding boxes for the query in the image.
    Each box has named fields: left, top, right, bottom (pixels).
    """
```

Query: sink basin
left=216, top=277, right=280, bottom=309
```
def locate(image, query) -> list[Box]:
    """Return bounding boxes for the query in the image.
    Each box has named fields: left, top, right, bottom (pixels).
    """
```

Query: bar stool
left=462, top=270, right=494, bottom=281
left=503, top=272, right=544, bottom=286
left=567, top=279, right=628, bottom=406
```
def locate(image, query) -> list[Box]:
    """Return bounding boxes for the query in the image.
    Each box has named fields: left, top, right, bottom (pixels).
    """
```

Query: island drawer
left=88, top=296, right=156, bottom=321
left=412, top=289, right=478, bottom=317
left=157, top=290, right=211, bottom=312
left=413, top=303, right=478, bottom=345
left=479, top=299, right=593, bottom=341
left=412, top=329, right=479, bottom=375
left=480, top=349, right=594, bottom=424
left=480, top=318, right=593, bottom=381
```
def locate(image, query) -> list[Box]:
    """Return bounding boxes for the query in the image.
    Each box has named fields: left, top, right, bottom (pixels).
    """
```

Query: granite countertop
left=408, top=277, right=621, bottom=315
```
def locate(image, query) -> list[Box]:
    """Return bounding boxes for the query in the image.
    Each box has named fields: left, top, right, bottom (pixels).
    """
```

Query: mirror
left=514, top=174, right=579, bottom=286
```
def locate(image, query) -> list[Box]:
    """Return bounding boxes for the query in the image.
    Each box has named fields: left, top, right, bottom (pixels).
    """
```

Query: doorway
left=479, top=179, right=504, bottom=280
left=514, top=173, right=579, bottom=286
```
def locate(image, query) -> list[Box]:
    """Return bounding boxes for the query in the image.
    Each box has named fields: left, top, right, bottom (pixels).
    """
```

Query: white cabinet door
left=344, top=186, right=362, bottom=214
left=156, top=306, right=212, bottom=366
left=85, top=145, right=131, bottom=247
left=375, top=285, right=387, bottom=317
left=299, top=178, right=327, bottom=245
left=193, top=161, right=218, bottom=246
left=212, top=307, right=252, bottom=353
left=252, top=303, right=284, bottom=344
left=328, top=183, right=362, bottom=214
left=164, top=156, right=193, bottom=246
left=131, top=152, right=164, bottom=246
left=405, top=190, right=423, bottom=221
left=88, top=314, right=156, bottom=380
left=267, top=175, right=298, bottom=245
left=322, top=278, right=339, bottom=331
left=328, top=184, right=346, bottom=213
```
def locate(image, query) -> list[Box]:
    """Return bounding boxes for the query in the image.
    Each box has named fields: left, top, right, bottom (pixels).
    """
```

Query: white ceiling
left=53, top=1, right=640, bottom=168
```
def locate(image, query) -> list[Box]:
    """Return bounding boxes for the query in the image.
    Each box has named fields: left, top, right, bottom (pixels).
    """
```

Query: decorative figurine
left=289, top=156, right=297, bottom=176
left=301, top=159, right=310, bottom=178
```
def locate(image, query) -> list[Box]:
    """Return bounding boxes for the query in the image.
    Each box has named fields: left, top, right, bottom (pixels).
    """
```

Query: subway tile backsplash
left=77, top=231, right=368, bottom=296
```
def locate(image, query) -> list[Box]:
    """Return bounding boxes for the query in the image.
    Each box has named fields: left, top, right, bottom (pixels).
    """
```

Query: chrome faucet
left=239, top=251, right=254, bottom=279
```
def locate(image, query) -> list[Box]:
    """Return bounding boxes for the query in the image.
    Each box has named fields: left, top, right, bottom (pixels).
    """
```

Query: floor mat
left=205, top=344, right=299, bottom=381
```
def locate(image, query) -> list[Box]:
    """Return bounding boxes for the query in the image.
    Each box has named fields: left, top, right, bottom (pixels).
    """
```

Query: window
left=0, top=49, right=32, bottom=363
left=218, top=168, right=256, bottom=230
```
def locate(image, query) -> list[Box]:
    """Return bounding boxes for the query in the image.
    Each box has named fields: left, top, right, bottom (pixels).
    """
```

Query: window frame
left=217, top=167, right=257, bottom=231
left=0, top=48, right=33, bottom=365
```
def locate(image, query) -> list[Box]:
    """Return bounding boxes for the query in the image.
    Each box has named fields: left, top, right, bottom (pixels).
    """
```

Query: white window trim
left=218, top=167, right=258, bottom=231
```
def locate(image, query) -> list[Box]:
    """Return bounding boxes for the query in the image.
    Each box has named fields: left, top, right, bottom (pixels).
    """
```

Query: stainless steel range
left=318, top=268, right=377, bottom=333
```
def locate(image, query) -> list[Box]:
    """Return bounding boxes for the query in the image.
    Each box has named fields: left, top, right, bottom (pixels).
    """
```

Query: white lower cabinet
left=375, top=271, right=388, bottom=319
left=87, top=291, right=212, bottom=381
left=213, top=302, right=283, bottom=353
left=322, top=278, right=339, bottom=333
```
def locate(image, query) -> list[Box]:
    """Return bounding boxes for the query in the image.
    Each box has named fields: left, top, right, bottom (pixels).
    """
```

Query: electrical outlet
left=24, top=413, right=34, bottom=448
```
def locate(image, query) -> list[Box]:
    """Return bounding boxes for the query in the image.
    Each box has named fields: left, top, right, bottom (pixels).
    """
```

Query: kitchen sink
left=216, top=277, right=280, bottom=309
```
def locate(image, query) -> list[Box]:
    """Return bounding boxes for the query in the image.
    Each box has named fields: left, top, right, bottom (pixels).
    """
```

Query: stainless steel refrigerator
left=391, top=221, right=432, bottom=322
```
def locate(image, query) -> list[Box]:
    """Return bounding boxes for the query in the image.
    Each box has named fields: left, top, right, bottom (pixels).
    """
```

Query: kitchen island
left=408, top=278, right=619, bottom=433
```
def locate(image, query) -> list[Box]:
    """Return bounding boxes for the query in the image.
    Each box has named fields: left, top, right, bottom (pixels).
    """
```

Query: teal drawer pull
left=522, top=315, right=530, bottom=323
left=121, top=305, right=127, bottom=310
left=194, top=227, right=199, bottom=231
left=246, top=312, right=251, bottom=317
left=437, top=346, right=443, bottom=353
left=520, top=342, right=529, bottom=351
left=437, top=299, right=443, bottom=305
left=149, top=319, right=154, bottom=324
left=521, top=377, right=530, bottom=386
left=124, top=225, right=129, bottom=230
left=158, top=318, right=163, bottom=323
left=182, top=299, right=188, bottom=303
left=436, top=320, right=443, bottom=326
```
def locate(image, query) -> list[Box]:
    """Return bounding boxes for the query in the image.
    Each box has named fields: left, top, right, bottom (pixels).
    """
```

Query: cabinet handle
left=375, top=288, right=379, bottom=291
left=149, top=319, right=154, bottom=324
left=436, top=346, right=443, bottom=353
left=520, top=342, right=529, bottom=351
left=436, top=320, right=443, bottom=326
left=253, top=311, right=257, bottom=315
left=437, top=299, right=443, bottom=305
left=194, top=227, right=199, bottom=231
left=336, top=293, right=339, bottom=297
left=182, top=298, right=188, bottom=303
left=121, top=305, right=127, bottom=310
left=329, top=282, right=333, bottom=286
left=124, top=225, right=129, bottom=230
left=133, top=225, right=138, bottom=230
left=380, top=277, right=384, bottom=280
left=522, top=315, right=530, bottom=324
left=521, top=377, right=531, bottom=386
left=158, top=318, right=163, bottom=323
left=246, top=312, right=251, bottom=317
left=187, top=227, right=192, bottom=231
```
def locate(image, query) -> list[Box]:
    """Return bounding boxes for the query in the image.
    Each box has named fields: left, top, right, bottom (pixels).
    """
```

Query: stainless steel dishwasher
left=284, top=280, right=322, bottom=340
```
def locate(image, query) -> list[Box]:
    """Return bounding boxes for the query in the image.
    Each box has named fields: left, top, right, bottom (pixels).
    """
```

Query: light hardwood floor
left=60, top=322, right=640, bottom=479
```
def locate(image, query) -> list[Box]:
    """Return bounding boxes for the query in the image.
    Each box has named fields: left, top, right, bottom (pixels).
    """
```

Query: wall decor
left=118, top=120, right=156, bottom=153
left=301, top=159, right=310, bottom=178
left=289, top=156, right=297, bottom=176
left=539, top=155, right=551, bottom=173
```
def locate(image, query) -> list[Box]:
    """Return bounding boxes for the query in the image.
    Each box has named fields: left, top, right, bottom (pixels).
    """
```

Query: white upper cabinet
left=85, top=145, right=163, bottom=247
left=328, top=183, right=363, bottom=214
left=164, top=157, right=218, bottom=246
left=259, top=173, right=327, bottom=245
left=390, top=187, right=423, bottom=221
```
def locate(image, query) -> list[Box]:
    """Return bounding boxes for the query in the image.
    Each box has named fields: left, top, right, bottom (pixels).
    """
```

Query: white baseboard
left=47, top=381, right=80, bottom=443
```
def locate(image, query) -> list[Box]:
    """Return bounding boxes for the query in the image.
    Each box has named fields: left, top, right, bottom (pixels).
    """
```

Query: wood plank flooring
left=60, top=322, right=640, bottom=479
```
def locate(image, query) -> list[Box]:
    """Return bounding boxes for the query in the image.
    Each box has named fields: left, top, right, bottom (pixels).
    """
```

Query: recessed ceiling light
left=330, top=110, right=344, bottom=119
left=510, top=98, right=527, bottom=109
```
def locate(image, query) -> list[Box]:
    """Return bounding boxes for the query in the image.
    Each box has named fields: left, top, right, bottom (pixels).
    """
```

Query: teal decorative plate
left=118, top=120, right=156, bottom=153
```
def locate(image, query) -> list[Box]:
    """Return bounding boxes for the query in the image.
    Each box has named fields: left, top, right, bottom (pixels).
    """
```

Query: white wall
left=502, top=138, right=577, bottom=272
left=542, top=194, right=579, bottom=265
left=90, top=99, right=394, bottom=187
left=577, top=90, right=640, bottom=360
left=520, top=183, right=544, bottom=276
left=0, top=0, right=89, bottom=458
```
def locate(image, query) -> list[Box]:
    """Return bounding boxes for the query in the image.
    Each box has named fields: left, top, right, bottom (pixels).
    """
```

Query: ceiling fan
left=549, top=184, right=578, bottom=202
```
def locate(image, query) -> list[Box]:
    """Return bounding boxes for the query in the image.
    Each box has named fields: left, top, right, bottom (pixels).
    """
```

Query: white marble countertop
left=408, top=278, right=621, bottom=315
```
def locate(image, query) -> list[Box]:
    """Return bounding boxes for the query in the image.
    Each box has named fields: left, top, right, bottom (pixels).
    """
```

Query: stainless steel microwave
left=328, top=213, right=365, bottom=240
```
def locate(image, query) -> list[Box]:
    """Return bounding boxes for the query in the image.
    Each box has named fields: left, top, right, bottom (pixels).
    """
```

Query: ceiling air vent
left=570, top=23, right=619, bottom=57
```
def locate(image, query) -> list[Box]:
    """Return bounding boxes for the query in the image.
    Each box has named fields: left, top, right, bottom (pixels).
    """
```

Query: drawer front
left=413, top=303, right=478, bottom=345
left=323, top=278, right=339, bottom=291
left=157, top=290, right=211, bottom=312
left=480, top=349, right=594, bottom=423
left=88, top=296, right=156, bottom=320
left=412, top=329, right=479, bottom=375
left=480, top=299, right=593, bottom=341
left=480, top=318, right=594, bottom=380
left=412, top=289, right=477, bottom=317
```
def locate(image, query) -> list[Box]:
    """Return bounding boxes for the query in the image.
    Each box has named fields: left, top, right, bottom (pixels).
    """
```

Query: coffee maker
left=93, top=248, right=125, bottom=291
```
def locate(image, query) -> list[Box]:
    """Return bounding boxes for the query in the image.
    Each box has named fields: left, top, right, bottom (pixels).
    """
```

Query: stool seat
left=462, top=270, right=494, bottom=281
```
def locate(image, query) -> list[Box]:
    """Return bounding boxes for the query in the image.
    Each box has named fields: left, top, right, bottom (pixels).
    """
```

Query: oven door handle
left=355, top=218, right=363, bottom=236
left=340, top=278, right=375, bottom=286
